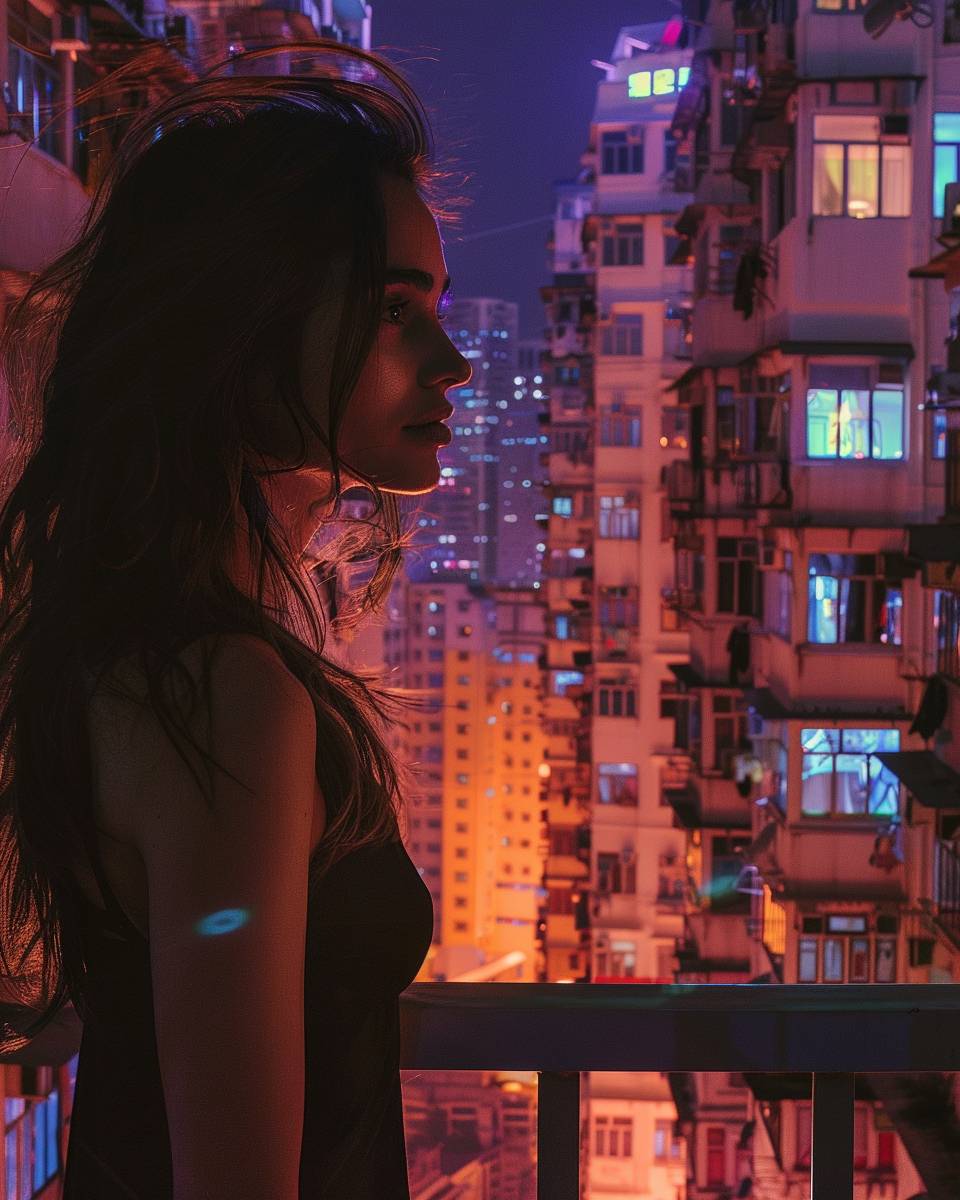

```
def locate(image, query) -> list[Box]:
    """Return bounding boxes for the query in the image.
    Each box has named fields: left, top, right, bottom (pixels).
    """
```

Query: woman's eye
left=384, top=300, right=409, bottom=325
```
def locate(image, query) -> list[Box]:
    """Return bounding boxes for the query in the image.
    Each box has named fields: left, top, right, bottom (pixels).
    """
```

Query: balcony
left=664, top=460, right=704, bottom=507
left=733, top=459, right=792, bottom=510
left=397, top=983, right=960, bottom=1199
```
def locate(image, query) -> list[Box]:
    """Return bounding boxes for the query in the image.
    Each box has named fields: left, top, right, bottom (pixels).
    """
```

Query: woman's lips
left=403, top=420, right=453, bottom=445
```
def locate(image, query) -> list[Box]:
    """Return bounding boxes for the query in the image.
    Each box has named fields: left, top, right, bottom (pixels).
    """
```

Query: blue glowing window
left=807, top=554, right=902, bottom=646
left=934, top=113, right=960, bottom=217
left=800, top=727, right=900, bottom=817
left=553, top=670, right=584, bottom=696
left=932, top=408, right=947, bottom=459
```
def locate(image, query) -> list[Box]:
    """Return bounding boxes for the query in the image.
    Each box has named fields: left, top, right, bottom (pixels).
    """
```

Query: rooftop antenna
left=862, top=0, right=932, bottom=37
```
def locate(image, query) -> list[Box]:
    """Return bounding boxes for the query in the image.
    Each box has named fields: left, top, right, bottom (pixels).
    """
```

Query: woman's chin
left=374, top=460, right=443, bottom=496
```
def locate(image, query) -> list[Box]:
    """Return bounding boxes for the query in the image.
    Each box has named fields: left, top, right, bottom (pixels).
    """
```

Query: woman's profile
left=0, top=39, right=470, bottom=1199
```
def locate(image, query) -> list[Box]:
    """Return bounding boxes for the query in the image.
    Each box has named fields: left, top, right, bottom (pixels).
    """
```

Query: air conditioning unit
left=943, top=182, right=960, bottom=240
left=881, top=113, right=910, bottom=137
left=51, top=10, right=91, bottom=51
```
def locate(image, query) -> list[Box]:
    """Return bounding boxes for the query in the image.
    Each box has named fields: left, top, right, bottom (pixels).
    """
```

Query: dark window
left=601, top=129, right=644, bottom=175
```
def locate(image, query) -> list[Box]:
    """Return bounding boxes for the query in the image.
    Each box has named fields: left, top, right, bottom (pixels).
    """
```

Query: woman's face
left=300, top=172, right=472, bottom=495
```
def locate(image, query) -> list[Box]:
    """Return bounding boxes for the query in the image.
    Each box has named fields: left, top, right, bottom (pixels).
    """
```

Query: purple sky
left=375, top=1, right=670, bottom=340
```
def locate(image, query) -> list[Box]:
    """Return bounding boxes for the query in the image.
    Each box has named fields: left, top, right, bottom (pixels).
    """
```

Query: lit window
left=805, top=366, right=904, bottom=460
left=597, top=763, right=638, bottom=805
left=931, top=408, right=948, bottom=459
left=812, top=115, right=911, bottom=218
left=933, top=112, right=960, bottom=217
left=807, top=553, right=903, bottom=646
left=598, top=494, right=640, bottom=539
left=553, top=670, right=584, bottom=696
left=800, top=727, right=900, bottom=817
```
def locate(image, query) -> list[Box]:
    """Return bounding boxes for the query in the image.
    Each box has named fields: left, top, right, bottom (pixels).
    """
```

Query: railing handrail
left=399, top=982, right=960, bottom=1072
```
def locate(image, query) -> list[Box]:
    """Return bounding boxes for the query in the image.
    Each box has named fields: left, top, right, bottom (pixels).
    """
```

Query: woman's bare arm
left=128, top=635, right=316, bottom=1200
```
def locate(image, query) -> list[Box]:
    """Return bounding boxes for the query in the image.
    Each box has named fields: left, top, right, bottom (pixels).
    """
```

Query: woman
left=0, top=40, right=471, bottom=1199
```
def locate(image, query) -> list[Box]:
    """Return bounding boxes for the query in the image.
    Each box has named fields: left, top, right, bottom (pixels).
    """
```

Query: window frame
left=600, top=314, right=644, bottom=357
left=933, top=112, right=960, bottom=218
left=799, top=726, right=901, bottom=818
left=806, top=553, right=903, bottom=647
left=598, top=494, right=640, bottom=539
left=600, top=129, right=644, bottom=176
left=811, top=114, right=912, bottom=219
left=805, top=368, right=905, bottom=462
left=601, top=222, right=645, bottom=267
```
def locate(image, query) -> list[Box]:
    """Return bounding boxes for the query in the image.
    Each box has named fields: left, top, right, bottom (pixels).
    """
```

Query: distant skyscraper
left=495, top=338, right=547, bottom=588
left=406, top=298, right=518, bottom=583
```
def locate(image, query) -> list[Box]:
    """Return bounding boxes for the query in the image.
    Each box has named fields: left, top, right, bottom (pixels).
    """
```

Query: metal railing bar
left=399, top=984, right=960, bottom=1073
left=811, top=1072, right=854, bottom=1200
left=537, top=1071, right=579, bottom=1200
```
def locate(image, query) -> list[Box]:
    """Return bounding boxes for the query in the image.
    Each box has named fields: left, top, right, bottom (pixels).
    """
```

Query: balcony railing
left=399, top=983, right=960, bottom=1200
left=932, top=837, right=960, bottom=946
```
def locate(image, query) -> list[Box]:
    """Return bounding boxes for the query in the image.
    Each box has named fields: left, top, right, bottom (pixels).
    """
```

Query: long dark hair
left=0, top=39, right=454, bottom=1044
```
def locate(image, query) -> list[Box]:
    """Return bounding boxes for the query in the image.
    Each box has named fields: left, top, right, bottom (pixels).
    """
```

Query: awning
left=667, top=236, right=694, bottom=267
left=745, top=687, right=910, bottom=723
left=674, top=203, right=705, bottom=238
left=664, top=785, right=700, bottom=829
left=875, top=751, right=960, bottom=810
left=665, top=358, right=743, bottom=393
left=775, top=880, right=906, bottom=904
left=909, top=242, right=960, bottom=281
left=777, top=340, right=915, bottom=361
left=668, top=662, right=708, bottom=688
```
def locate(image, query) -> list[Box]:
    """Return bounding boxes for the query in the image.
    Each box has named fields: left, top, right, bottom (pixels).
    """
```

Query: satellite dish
left=862, top=0, right=932, bottom=37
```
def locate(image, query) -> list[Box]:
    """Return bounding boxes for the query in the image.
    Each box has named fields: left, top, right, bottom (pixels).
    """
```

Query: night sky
left=374, top=1, right=671, bottom=340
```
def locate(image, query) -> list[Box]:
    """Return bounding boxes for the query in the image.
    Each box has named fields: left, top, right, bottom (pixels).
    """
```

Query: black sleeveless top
left=62, top=830, right=434, bottom=1198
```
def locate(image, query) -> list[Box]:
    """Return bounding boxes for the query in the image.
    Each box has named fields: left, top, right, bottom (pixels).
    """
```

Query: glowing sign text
left=627, top=66, right=691, bottom=99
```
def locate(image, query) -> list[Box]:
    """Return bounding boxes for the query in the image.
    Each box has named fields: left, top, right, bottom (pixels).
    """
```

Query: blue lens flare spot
left=195, top=907, right=250, bottom=936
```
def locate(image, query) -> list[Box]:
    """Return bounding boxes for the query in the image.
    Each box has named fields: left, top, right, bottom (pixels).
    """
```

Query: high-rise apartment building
left=661, top=0, right=955, bottom=1194
left=538, top=20, right=694, bottom=1200
left=382, top=577, right=545, bottom=984
left=496, top=338, right=547, bottom=588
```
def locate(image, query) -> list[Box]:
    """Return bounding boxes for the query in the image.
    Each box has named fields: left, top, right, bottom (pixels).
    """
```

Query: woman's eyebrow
left=385, top=268, right=452, bottom=296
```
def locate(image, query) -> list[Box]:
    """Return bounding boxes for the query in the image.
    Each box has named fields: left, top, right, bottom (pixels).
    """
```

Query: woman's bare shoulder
left=87, top=632, right=315, bottom=846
